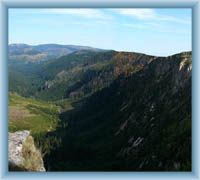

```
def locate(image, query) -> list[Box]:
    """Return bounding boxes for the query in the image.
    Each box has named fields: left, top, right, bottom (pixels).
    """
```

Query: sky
left=9, top=8, right=192, bottom=56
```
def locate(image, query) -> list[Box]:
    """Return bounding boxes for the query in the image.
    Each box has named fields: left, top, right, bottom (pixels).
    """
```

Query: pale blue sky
left=9, top=8, right=192, bottom=56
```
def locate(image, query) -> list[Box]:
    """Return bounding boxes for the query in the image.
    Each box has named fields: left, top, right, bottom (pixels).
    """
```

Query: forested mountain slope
left=8, top=47, right=192, bottom=171
left=44, top=52, right=192, bottom=171
left=9, top=50, right=154, bottom=100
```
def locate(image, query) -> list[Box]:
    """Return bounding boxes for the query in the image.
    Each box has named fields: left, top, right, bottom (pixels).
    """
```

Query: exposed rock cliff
left=9, top=130, right=45, bottom=171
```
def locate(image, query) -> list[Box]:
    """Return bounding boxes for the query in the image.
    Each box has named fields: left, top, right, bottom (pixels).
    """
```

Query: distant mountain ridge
left=9, top=43, right=104, bottom=62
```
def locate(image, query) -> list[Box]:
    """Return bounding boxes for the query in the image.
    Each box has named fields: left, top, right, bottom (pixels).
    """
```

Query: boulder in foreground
left=9, top=130, right=45, bottom=171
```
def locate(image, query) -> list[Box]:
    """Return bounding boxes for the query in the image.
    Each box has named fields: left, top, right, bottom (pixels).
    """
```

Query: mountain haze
left=9, top=43, right=104, bottom=62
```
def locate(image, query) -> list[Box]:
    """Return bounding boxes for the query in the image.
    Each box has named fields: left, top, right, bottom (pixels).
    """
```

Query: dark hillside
left=43, top=52, right=191, bottom=171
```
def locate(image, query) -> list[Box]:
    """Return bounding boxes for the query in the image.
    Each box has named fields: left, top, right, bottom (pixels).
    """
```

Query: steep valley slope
left=8, top=48, right=192, bottom=171
left=9, top=50, right=154, bottom=100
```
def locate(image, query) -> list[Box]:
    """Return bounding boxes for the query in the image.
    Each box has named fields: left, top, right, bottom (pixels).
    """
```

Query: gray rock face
left=151, top=52, right=192, bottom=94
left=9, top=130, right=30, bottom=167
left=8, top=130, right=45, bottom=171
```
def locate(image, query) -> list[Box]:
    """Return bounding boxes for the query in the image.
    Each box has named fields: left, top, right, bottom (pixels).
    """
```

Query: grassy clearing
left=9, top=93, right=61, bottom=135
left=8, top=93, right=75, bottom=158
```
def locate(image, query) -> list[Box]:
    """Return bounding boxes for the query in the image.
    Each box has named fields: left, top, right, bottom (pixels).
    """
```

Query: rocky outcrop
left=147, top=51, right=192, bottom=94
left=9, top=130, right=45, bottom=171
left=173, top=52, right=192, bottom=93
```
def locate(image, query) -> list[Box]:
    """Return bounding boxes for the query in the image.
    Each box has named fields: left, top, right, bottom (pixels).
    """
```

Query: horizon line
left=8, top=42, right=192, bottom=57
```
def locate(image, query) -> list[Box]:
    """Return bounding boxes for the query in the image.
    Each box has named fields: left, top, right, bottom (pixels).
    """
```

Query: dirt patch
left=9, top=106, right=34, bottom=121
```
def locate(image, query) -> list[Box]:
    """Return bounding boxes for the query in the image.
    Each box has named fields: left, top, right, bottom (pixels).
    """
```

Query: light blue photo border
left=0, top=0, right=199, bottom=179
